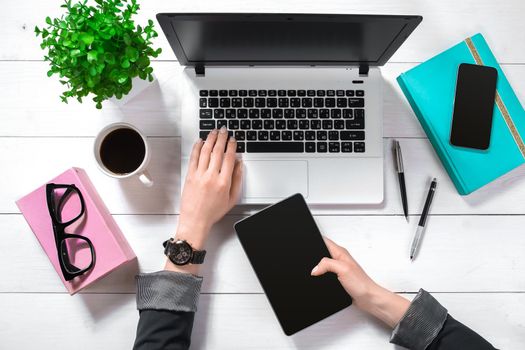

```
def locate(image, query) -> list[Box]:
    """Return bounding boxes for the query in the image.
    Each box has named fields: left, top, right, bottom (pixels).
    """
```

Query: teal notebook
left=397, top=33, right=525, bottom=195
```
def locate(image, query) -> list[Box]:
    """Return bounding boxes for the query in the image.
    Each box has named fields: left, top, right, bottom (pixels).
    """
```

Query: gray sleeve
left=135, top=271, right=203, bottom=312
left=390, top=289, right=448, bottom=350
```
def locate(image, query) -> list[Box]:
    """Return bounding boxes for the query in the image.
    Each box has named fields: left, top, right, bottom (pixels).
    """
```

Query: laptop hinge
left=359, top=64, right=369, bottom=76
left=195, top=64, right=205, bottom=77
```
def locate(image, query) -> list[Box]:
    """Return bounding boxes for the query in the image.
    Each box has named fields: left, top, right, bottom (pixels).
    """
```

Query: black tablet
left=234, top=194, right=352, bottom=335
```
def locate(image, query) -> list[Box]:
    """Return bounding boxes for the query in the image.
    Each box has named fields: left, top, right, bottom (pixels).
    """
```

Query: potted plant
left=35, top=0, right=162, bottom=109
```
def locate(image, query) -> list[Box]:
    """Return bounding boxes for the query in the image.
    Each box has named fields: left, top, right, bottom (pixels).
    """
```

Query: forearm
left=354, top=284, right=410, bottom=328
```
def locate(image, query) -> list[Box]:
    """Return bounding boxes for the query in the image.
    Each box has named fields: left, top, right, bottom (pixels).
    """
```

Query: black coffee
left=100, top=128, right=146, bottom=174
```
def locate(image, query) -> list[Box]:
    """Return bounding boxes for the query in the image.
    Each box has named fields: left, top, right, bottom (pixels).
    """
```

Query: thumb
left=311, top=257, right=346, bottom=277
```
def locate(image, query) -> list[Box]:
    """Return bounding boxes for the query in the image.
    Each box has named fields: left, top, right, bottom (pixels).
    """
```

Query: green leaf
left=87, top=50, right=98, bottom=62
left=45, top=16, right=52, bottom=25
left=79, top=32, right=94, bottom=45
left=121, top=59, right=130, bottom=68
left=47, top=70, right=54, bottom=77
left=117, top=73, right=128, bottom=84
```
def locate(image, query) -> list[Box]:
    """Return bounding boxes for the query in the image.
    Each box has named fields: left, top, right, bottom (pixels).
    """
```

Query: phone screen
left=450, top=63, right=498, bottom=150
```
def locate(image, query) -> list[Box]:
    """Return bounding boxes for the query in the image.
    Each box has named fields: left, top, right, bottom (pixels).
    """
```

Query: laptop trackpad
left=242, top=160, right=308, bottom=199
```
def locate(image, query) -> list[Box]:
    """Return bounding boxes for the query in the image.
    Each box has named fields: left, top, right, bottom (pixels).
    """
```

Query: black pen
left=410, top=178, right=437, bottom=261
left=393, top=140, right=408, bottom=221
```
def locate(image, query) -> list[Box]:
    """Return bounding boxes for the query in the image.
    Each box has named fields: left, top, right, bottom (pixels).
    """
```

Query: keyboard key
left=287, top=90, right=296, bottom=97
left=325, top=98, right=335, bottom=108
left=307, top=90, right=316, bottom=96
left=276, top=120, right=286, bottom=129
left=200, top=120, right=215, bottom=130
left=284, top=109, right=295, bottom=119
left=299, top=120, right=309, bottom=130
left=258, top=131, right=269, bottom=141
left=267, top=98, right=278, bottom=108
left=314, top=98, right=324, bottom=107
left=219, top=90, right=228, bottom=97
left=301, top=98, right=312, bottom=108
left=200, top=90, right=208, bottom=97
left=249, top=90, right=257, bottom=96
left=232, top=98, right=242, bottom=107
left=287, top=120, right=298, bottom=129
left=247, top=142, right=304, bottom=153
left=329, top=142, right=340, bottom=152
left=331, top=109, right=341, bottom=119
left=336, top=90, right=345, bottom=96
left=317, top=142, right=328, bottom=152
left=348, top=98, right=365, bottom=107
left=235, top=131, right=246, bottom=140
left=200, top=109, right=212, bottom=119
left=255, top=98, right=266, bottom=108
left=317, top=131, right=328, bottom=140
left=355, top=109, right=365, bottom=119
left=225, top=109, right=236, bottom=119
left=293, top=131, right=304, bottom=140
left=229, top=90, right=237, bottom=97
left=307, top=109, right=318, bottom=119
left=220, top=98, right=230, bottom=108
left=327, top=90, right=335, bottom=96
left=343, top=109, right=353, bottom=119
left=346, top=119, right=365, bottom=129
left=298, top=90, right=306, bottom=96
left=322, top=120, right=333, bottom=129
left=340, top=131, right=365, bottom=140
left=249, top=109, right=260, bottom=119
left=329, top=131, right=339, bottom=140
left=216, top=120, right=227, bottom=129
left=228, top=120, right=239, bottom=129
left=252, top=120, right=263, bottom=129
left=261, top=109, right=272, bottom=119
left=236, top=142, right=245, bottom=153
left=199, top=98, right=207, bottom=107
left=345, top=90, right=355, bottom=97
left=334, top=120, right=345, bottom=129
left=258, top=90, right=267, bottom=96
left=272, top=109, right=283, bottom=118
left=278, top=98, right=289, bottom=108
left=238, top=109, right=248, bottom=119
left=247, top=131, right=257, bottom=140
left=270, top=131, right=281, bottom=140
left=243, top=98, right=254, bottom=107
left=342, top=142, right=353, bottom=152
left=214, top=109, right=225, bottom=119
left=200, top=131, right=210, bottom=139
left=290, top=98, right=301, bottom=107
left=240, top=120, right=251, bottom=129
left=208, top=98, right=219, bottom=107
left=278, top=90, right=287, bottom=96
left=239, top=90, right=248, bottom=96
left=268, top=90, right=277, bottom=96
left=282, top=131, right=292, bottom=140
left=305, top=131, right=316, bottom=140
left=305, top=142, right=316, bottom=152
left=337, top=98, right=347, bottom=108
left=356, top=90, right=365, bottom=97
left=264, top=120, right=275, bottom=129
left=311, top=120, right=321, bottom=129
left=319, top=109, right=330, bottom=118
left=296, top=109, right=306, bottom=119
left=317, top=90, right=326, bottom=97
left=354, top=142, right=365, bottom=152
left=209, top=90, right=218, bottom=97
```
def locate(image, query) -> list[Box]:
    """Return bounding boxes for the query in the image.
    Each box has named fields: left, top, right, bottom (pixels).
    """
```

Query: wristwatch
left=163, top=238, right=206, bottom=265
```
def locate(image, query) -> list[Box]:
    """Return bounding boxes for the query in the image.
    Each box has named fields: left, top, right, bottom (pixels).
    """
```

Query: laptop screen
left=157, top=14, right=422, bottom=66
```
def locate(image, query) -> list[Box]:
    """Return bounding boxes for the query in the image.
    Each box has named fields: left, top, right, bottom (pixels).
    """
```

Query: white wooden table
left=1, top=1, right=525, bottom=348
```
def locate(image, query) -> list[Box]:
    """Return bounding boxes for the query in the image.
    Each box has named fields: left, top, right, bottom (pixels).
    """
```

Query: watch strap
left=191, top=250, right=207, bottom=264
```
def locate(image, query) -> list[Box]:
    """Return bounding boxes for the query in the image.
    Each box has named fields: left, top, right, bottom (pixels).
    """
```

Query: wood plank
left=0, top=292, right=522, bottom=349
left=3, top=214, right=525, bottom=293
left=3, top=0, right=525, bottom=63
left=1, top=62, right=524, bottom=138
left=1, top=137, right=525, bottom=215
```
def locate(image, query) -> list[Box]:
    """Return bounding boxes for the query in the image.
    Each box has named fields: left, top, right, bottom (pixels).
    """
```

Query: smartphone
left=450, top=63, right=498, bottom=150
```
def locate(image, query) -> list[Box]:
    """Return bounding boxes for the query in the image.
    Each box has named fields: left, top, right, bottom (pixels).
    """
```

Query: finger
left=311, top=257, right=347, bottom=276
left=323, top=236, right=352, bottom=262
left=228, top=160, right=243, bottom=208
left=220, top=136, right=237, bottom=179
left=209, top=126, right=229, bottom=172
left=188, top=138, right=204, bottom=173
left=198, top=129, right=218, bottom=171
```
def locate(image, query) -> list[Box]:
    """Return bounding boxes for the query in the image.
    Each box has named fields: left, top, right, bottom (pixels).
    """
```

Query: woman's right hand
left=311, top=237, right=410, bottom=328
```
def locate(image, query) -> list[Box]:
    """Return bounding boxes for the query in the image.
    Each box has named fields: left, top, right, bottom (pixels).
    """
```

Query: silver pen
left=410, top=178, right=437, bottom=261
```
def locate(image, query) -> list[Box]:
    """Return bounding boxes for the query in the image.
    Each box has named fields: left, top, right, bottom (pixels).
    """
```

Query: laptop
left=156, top=13, right=422, bottom=204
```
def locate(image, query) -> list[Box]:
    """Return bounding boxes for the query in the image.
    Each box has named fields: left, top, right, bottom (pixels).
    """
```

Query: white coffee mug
left=94, top=122, right=153, bottom=187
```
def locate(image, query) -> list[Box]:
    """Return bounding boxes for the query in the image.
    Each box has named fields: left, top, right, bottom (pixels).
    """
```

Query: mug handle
left=138, top=170, right=154, bottom=187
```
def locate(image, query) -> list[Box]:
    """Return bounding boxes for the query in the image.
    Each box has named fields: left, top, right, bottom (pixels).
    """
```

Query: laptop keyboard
left=198, top=89, right=365, bottom=153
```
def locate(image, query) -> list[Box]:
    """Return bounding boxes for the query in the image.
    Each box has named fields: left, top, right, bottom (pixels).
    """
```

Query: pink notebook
left=16, top=167, right=136, bottom=295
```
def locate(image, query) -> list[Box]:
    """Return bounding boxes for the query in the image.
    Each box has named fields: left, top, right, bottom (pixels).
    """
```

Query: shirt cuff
left=390, top=289, right=448, bottom=350
left=135, top=271, right=203, bottom=312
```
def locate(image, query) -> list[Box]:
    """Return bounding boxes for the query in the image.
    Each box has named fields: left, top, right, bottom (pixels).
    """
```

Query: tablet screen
left=234, top=194, right=352, bottom=335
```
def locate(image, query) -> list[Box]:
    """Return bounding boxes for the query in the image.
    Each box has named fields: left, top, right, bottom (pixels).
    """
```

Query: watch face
left=171, top=240, right=193, bottom=265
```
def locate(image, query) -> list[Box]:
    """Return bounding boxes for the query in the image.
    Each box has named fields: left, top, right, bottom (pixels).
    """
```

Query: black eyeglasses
left=46, top=183, right=96, bottom=281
